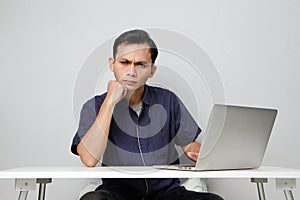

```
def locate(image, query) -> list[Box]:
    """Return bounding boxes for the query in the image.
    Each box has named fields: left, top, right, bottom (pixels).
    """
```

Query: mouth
left=122, top=80, right=137, bottom=86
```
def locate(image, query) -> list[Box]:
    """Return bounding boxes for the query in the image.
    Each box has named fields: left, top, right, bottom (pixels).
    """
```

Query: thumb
left=187, top=152, right=199, bottom=161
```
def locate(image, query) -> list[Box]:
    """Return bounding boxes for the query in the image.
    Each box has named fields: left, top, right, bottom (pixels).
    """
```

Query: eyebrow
left=118, top=58, right=149, bottom=65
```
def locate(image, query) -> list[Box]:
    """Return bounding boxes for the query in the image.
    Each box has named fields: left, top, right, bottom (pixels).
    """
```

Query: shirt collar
left=116, top=84, right=152, bottom=111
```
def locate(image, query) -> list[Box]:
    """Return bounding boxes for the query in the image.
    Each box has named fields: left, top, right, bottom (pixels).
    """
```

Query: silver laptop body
left=155, top=104, right=278, bottom=171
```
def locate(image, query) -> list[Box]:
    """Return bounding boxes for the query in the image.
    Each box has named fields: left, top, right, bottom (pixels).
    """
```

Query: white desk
left=0, top=166, right=299, bottom=200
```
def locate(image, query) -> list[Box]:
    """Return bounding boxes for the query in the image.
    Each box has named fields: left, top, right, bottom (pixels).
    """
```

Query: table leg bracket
left=276, top=178, right=296, bottom=200
left=15, top=178, right=52, bottom=200
left=276, top=178, right=296, bottom=190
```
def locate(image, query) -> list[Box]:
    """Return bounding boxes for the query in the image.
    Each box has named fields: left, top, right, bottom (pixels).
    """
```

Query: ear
left=109, top=57, right=115, bottom=72
left=149, top=65, right=157, bottom=78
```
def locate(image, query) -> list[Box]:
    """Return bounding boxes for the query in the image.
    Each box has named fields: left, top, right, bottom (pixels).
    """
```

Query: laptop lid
left=195, top=104, right=277, bottom=170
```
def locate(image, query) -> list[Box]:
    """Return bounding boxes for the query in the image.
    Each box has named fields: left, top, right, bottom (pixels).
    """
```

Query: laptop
left=154, top=104, right=278, bottom=171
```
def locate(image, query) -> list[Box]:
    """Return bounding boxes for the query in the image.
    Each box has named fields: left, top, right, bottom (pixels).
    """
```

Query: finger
left=120, top=84, right=127, bottom=99
left=187, top=152, right=199, bottom=161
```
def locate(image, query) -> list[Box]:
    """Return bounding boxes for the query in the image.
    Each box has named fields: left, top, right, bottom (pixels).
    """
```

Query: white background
left=0, top=0, right=299, bottom=199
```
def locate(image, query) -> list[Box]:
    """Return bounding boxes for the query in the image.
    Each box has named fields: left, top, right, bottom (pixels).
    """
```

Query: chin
left=126, top=84, right=144, bottom=92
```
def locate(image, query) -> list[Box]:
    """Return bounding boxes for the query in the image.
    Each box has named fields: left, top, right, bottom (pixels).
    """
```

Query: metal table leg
left=15, top=179, right=36, bottom=200
left=251, top=178, right=268, bottom=200
left=276, top=178, right=296, bottom=200
left=36, top=178, right=52, bottom=200
left=18, top=191, right=28, bottom=200
left=284, top=190, right=294, bottom=200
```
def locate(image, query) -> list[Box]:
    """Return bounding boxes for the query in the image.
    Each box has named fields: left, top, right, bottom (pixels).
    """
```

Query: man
left=71, top=29, right=223, bottom=200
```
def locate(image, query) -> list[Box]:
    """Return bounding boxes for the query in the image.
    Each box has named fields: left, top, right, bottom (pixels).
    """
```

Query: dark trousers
left=80, top=186, right=223, bottom=200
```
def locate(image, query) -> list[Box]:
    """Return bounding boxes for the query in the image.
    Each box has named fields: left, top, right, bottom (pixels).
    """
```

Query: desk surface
left=1, top=166, right=300, bottom=179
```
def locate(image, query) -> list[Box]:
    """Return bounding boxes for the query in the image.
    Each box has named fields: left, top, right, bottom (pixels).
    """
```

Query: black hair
left=113, top=29, right=158, bottom=65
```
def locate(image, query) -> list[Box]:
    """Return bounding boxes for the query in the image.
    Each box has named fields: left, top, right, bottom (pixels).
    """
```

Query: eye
left=137, top=62, right=147, bottom=68
left=120, top=60, right=128, bottom=64
left=119, top=60, right=129, bottom=65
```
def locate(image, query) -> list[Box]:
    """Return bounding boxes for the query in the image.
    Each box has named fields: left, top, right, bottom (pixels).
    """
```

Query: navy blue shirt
left=71, top=85, right=201, bottom=196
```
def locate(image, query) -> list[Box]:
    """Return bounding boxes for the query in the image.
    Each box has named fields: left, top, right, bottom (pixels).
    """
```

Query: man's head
left=113, top=29, right=158, bottom=65
left=109, top=29, right=158, bottom=93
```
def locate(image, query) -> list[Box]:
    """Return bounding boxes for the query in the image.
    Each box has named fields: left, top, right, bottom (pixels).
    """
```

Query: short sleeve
left=174, top=96, right=202, bottom=147
left=70, top=97, right=102, bottom=155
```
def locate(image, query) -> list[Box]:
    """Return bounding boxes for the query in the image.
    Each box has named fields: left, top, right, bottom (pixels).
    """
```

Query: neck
left=125, top=85, right=144, bottom=106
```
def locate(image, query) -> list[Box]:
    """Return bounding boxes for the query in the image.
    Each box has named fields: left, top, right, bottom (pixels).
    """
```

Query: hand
left=106, top=80, right=127, bottom=105
left=183, top=141, right=200, bottom=162
left=186, top=152, right=199, bottom=161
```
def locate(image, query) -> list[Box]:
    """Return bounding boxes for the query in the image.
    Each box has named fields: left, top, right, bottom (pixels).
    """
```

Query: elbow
left=77, top=144, right=100, bottom=167
left=79, top=153, right=99, bottom=167
left=82, top=158, right=99, bottom=167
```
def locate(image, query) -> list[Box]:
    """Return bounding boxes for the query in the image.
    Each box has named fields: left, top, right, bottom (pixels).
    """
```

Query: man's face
left=109, top=43, right=157, bottom=92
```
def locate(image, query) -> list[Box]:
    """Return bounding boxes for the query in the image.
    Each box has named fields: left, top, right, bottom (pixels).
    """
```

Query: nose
left=126, top=63, right=137, bottom=77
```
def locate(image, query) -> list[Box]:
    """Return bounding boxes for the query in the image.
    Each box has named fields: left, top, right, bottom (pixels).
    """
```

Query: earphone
left=136, top=123, right=147, bottom=166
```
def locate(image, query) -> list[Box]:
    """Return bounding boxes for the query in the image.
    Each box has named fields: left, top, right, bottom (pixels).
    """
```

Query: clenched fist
left=106, top=80, right=127, bottom=106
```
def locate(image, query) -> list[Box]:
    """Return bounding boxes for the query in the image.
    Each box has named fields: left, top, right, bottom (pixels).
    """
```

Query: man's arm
left=77, top=80, right=126, bottom=167
left=183, top=141, right=201, bottom=162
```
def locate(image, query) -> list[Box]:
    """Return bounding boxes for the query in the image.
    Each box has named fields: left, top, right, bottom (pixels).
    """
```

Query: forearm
left=77, top=99, right=114, bottom=167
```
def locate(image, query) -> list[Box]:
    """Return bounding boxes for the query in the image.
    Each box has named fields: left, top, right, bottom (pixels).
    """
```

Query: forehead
left=115, top=43, right=151, bottom=60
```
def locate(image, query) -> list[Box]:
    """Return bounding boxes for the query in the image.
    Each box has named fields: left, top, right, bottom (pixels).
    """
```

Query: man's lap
left=79, top=186, right=223, bottom=200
